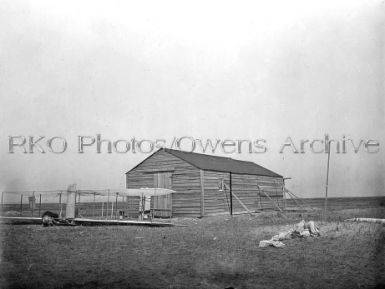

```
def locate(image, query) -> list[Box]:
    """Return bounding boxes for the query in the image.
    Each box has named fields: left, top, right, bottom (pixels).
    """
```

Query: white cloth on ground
left=259, top=239, right=285, bottom=248
left=258, top=220, right=320, bottom=248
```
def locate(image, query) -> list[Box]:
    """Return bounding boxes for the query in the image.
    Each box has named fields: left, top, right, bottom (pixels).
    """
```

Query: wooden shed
left=126, top=148, right=284, bottom=218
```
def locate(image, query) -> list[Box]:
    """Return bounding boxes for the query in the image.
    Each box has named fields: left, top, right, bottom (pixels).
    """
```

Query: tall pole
left=229, top=172, right=233, bottom=216
left=115, top=193, right=118, bottom=219
left=324, top=142, right=331, bottom=215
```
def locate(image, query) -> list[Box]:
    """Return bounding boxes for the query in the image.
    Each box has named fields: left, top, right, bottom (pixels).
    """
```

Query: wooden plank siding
left=231, top=174, right=284, bottom=212
left=203, top=170, right=231, bottom=216
left=202, top=171, right=284, bottom=215
left=126, top=150, right=284, bottom=217
left=126, top=150, right=202, bottom=217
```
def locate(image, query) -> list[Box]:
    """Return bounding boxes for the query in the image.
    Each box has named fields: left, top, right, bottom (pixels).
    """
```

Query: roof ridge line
left=163, top=148, right=239, bottom=161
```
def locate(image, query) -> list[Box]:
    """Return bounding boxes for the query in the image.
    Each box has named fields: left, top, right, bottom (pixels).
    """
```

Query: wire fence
left=0, top=189, right=140, bottom=219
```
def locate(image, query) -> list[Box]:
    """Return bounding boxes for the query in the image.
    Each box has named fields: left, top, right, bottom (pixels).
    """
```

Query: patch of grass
left=0, top=208, right=384, bottom=289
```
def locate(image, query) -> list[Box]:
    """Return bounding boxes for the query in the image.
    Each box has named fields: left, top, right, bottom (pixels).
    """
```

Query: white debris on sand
left=345, top=218, right=385, bottom=225
left=259, top=220, right=320, bottom=248
left=259, top=240, right=285, bottom=248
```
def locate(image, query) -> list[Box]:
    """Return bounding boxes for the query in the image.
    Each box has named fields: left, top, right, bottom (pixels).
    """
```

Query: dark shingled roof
left=163, top=148, right=282, bottom=178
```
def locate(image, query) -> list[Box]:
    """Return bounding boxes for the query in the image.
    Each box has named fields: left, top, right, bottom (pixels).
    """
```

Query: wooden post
left=115, top=193, right=118, bottom=219
left=77, top=193, right=81, bottom=216
left=229, top=172, right=233, bottom=216
left=111, top=201, right=114, bottom=218
left=101, top=202, right=104, bottom=217
left=283, top=177, right=292, bottom=209
left=20, top=194, right=23, bottom=215
left=66, top=184, right=77, bottom=219
left=231, top=191, right=254, bottom=216
left=256, top=185, right=263, bottom=210
left=1, top=192, right=3, bottom=213
left=107, top=189, right=110, bottom=219
left=122, top=195, right=124, bottom=218
left=283, top=180, right=286, bottom=209
left=285, top=188, right=306, bottom=211
left=39, top=194, right=41, bottom=216
left=59, top=192, right=62, bottom=218
left=125, top=196, right=129, bottom=219
left=276, top=181, right=280, bottom=207
left=199, top=170, right=205, bottom=217
left=273, top=181, right=278, bottom=207
left=93, top=192, right=96, bottom=217
left=141, top=194, right=144, bottom=220
left=28, top=192, right=35, bottom=217
left=324, top=143, right=331, bottom=216
left=260, top=190, right=287, bottom=218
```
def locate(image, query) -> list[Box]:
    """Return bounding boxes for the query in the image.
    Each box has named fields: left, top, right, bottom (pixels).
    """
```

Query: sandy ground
left=0, top=207, right=384, bottom=289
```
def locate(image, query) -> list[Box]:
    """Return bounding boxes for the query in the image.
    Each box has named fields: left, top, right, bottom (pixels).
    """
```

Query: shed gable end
left=126, top=150, right=198, bottom=189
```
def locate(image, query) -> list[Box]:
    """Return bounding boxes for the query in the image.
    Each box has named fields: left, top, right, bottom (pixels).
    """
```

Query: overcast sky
left=0, top=0, right=384, bottom=198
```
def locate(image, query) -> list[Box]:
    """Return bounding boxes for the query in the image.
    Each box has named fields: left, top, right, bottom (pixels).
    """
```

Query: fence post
left=92, top=192, right=96, bottom=217
left=20, top=194, right=23, bottom=216
left=115, top=193, right=118, bottom=219
left=31, top=192, right=35, bottom=216
left=77, top=192, right=81, bottom=217
left=121, top=195, right=124, bottom=218
left=107, top=189, right=110, bottom=219
left=283, top=179, right=286, bottom=209
left=39, top=194, right=42, bottom=216
left=59, top=192, right=62, bottom=218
